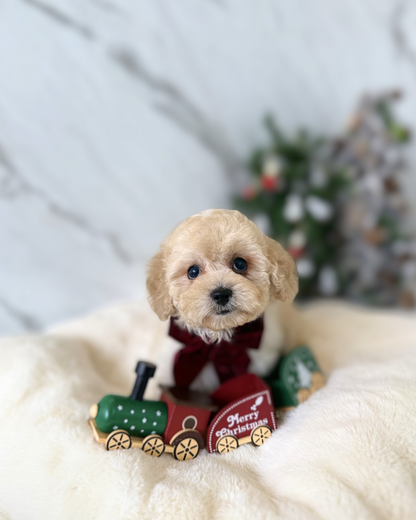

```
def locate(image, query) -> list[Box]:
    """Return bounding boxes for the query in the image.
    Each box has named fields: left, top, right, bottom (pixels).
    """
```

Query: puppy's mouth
left=215, top=306, right=235, bottom=316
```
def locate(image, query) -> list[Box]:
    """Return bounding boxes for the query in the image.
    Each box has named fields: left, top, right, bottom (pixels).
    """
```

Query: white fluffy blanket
left=1, top=301, right=416, bottom=520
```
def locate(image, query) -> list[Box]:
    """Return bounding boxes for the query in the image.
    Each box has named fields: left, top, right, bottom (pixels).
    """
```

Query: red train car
left=207, top=374, right=277, bottom=453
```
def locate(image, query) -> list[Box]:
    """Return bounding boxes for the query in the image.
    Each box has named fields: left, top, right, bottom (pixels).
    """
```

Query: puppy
left=146, top=209, right=299, bottom=388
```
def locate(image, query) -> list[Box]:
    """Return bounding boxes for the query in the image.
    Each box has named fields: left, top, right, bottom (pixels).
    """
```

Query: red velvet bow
left=169, top=316, right=264, bottom=387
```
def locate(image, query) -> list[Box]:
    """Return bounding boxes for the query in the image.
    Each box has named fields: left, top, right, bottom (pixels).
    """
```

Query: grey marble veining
left=0, top=0, right=416, bottom=334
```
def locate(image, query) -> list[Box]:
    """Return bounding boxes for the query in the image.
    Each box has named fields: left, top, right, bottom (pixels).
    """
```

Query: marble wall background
left=1, top=0, right=416, bottom=334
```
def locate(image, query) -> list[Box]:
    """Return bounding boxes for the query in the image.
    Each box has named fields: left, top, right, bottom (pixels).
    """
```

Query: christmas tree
left=234, top=91, right=414, bottom=305
left=334, top=91, right=414, bottom=306
left=235, top=116, right=350, bottom=298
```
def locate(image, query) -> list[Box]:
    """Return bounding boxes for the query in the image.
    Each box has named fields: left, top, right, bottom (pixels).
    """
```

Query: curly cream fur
left=146, top=209, right=298, bottom=341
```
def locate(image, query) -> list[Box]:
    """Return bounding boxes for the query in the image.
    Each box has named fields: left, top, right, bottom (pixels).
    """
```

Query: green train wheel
left=105, top=430, right=132, bottom=451
left=142, top=435, right=165, bottom=458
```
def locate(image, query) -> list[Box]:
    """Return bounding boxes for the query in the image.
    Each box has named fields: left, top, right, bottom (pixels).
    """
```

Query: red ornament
left=241, top=185, right=257, bottom=200
left=261, top=175, right=279, bottom=192
left=287, top=246, right=304, bottom=259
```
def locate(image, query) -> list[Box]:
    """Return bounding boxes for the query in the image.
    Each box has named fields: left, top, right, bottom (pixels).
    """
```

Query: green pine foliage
left=235, top=116, right=350, bottom=298
left=234, top=93, right=413, bottom=303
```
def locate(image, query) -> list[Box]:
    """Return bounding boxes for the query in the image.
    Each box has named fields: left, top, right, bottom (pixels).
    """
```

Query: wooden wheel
left=169, top=429, right=205, bottom=450
left=251, top=425, right=272, bottom=447
left=142, top=434, right=165, bottom=458
left=89, top=403, right=98, bottom=419
left=216, top=435, right=239, bottom=455
left=105, top=429, right=132, bottom=451
left=173, top=437, right=200, bottom=461
left=297, top=387, right=312, bottom=404
left=311, top=371, right=325, bottom=390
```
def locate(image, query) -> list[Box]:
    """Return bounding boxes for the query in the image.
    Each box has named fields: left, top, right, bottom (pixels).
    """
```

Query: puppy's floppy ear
left=146, top=245, right=176, bottom=321
left=263, top=235, right=299, bottom=303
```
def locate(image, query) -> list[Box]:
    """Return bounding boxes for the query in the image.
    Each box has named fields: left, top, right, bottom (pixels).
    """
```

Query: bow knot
left=169, top=317, right=264, bottom=387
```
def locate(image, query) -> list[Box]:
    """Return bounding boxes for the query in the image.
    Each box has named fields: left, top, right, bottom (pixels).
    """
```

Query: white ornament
left=295, top=359, right=312, bottom=388
left=283, top=194, right=304, bottom=223
left=252, top=213, right=271, bottom=235
left=362, top=172, right=382, bottom=195
left=263, top=156, right=281, bottom=177
left=130, top=426, right=135, bottom=430
left=156, top=411, right=162, bottom=416
left=142, top=409, right=146, bottom=413
left=142, top=418, right=147, bottom=423
left=124, top=419, right=128, bottom=423
left=153, top=422, right=157, bottom=426
left=305, top=195, right=333, bottom=222
left=318, top=266, right=338, bottom=295
left=296, top=258, right=315, bottom=278
left=117, top=405, right=123, bottom=411
left=130, top=410, right=135, bottom=414
left=288, top=230, right=306, bottom=249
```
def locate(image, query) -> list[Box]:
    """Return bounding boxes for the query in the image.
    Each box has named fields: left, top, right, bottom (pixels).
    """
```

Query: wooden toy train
left=89, top=346, right=325, bottom=461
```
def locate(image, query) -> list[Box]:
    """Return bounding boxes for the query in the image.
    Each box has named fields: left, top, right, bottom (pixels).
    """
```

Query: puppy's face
left=146, top=210, right=298, bottom=341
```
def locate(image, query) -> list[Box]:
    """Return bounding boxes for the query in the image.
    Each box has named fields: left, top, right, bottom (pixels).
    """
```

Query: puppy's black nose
left=211, top=287, right=232, bottom=306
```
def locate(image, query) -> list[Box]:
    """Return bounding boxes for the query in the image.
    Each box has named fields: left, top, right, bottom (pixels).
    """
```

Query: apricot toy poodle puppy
left=146, top=209, right=298, bottom=344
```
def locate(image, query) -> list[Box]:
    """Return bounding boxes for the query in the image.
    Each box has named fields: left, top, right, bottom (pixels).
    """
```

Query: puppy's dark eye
left=188, top=265, right=200, bottom=279
left=233, top=258, right=248, bottom=272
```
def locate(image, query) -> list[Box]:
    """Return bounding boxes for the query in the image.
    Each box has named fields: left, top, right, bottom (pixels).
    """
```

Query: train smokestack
left=130, top=361, right=156, bottom=401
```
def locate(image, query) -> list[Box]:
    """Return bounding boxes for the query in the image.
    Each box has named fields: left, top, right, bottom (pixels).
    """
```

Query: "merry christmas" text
left=215, top=411, right=269, bottom=438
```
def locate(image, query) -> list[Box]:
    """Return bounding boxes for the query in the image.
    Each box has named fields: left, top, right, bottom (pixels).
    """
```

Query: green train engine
left=89, top=361, right=215, bottom=461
